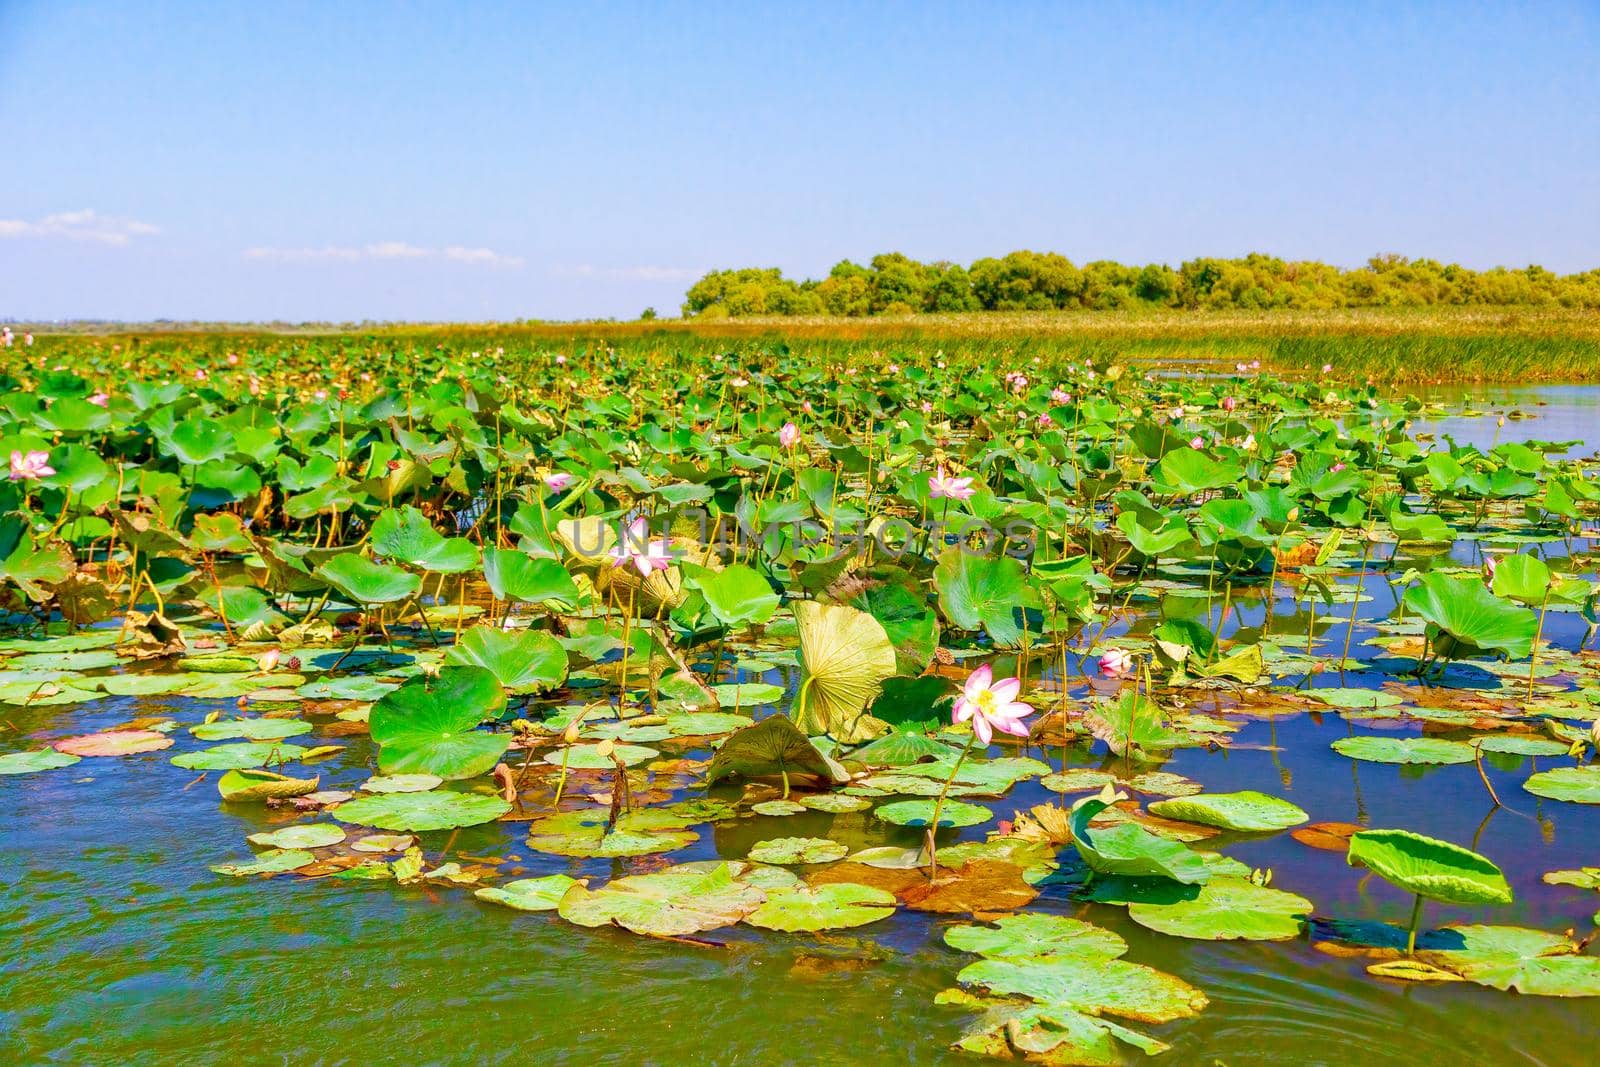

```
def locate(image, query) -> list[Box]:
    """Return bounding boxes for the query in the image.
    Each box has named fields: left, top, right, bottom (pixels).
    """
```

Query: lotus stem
left=1406, top=892, right=1425, bottom=956
left=1472, top=740, right=1503, bottom=808
left=926, top=730, right=979, bottom=881
left=1527, top=585, right=1551, bottom=699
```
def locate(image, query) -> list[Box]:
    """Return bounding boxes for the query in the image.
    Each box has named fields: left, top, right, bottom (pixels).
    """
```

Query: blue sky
left=2, top=1, right=1596, bottom=322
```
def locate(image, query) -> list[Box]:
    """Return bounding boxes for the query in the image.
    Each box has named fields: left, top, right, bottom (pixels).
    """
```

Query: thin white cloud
left=553, top=264, right=701, bottom=283
left=0, top=209, right=160, bottom=246
left=244, top=242, right=523, bottom=267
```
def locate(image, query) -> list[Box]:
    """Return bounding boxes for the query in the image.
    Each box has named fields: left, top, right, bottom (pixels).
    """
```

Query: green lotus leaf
left=748, top=836, right=849, bottom=864
left=709, top=682, right=786, bottom=707
left=945, top=913, right=1127, bottom=962
left=1301, top=687, right=1404, bottom=710
left=331, top=790, right=512, bottom=831
left=1147, top=790, right=1309, bottom=832
left=1347, top=829, right=1513, bottom=905
left=445, top=626, right=568, bottom=693
left=706, top=716, right=848, bottom=790
left=1331, top=736, right=1476, bottom=765
left=557, top=860, right=767, bottom=936
left=1542, top=867, right=1600, bottom=889
left=210, top=848, right=315, bottom=877
left=313, top=553, right=422, bottom=605
left=939, top=992, right=1170, bottom=1065
left=368, top=666, right=509, bottom=779
left=662, top=711, right=754, bottom=736
left=482, top=548, right=580, bottom=607
left=189, top=718, right=313, bottom=742
left=1086, top=691, right=1195, bottom=760
left=540, top=742, right=657, bottom=769
left=792, top=601, right=897, bottom=741
left=361, top=773, right=444, bottom=793
left=1127, top=876, right=1311, bottom=940
left=1521, top=766, right=1600, bottom=804
left=351, top=834, right=415, bottom=853
left=957, top=956, right=1208, bottom=1024
left=474, top=874, right=583, bottom=912
left=1069, top=793, right=1210, bottom=884
left=691, top=562, right=780, bottom=627
left=1402, top=572, right=1537, bottom=660
left=524, top=808, right=698, bottom=857
left=752, top=800, right=806, bottom=816
left=874, top=798, right=991, bottom=828
left=849, top=727, right=960, bottom=767
left=744, top=882, right=896, bottom=932
left=797, top=793, right=872, bottom=813
left=370, top=506, right=480, bottom=573
left=246, top=823, right=346, bottom=849
left=932, top=548, right=1043, bottom=648
left=171, top=741, right=309, bottom=770
left=0, top=749, right=81, bottom=775
left=1420, top=924, right=1600, bottom=996
left=1470, top=734, right=1571, bottom=757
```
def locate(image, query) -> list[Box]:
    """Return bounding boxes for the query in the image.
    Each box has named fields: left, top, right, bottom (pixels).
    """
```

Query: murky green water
left=4, top=388, right=1599, bottom=1066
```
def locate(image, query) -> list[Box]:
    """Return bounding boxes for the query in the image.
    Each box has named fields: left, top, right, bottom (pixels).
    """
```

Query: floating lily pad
left=1522, top=766, right=1600, bottom=804
left=351, top=834, right=415, bottom=853
left=0, top=749, right=80, bottom=775
left=190, top=718, right=313, bottom=742
left=1470, top=734, right=1571, bottom=757
left=246, top=823, right=346, bottom=849
left=1331, top=736, right=1476, bottom=765
left=558, top=861, right=766, bottom=936
left=541, top=742, right=658, bottom=769
left=1148, top=791, right=1309, bottom=832
left=524, top=809, right=697, bottom=857
left=53, top=730, right=173, bottom=757
left=1127, top=877, right=1312, bottom=940
left=749, top=836, right=849, bottom=864
left=798, top=793, right=872, bottom=813
left=945, top=913, right=1127, bottom=961
left=874, top=799, right=991, bottom=829
left=331, top=790, right=512, bottom=831
left=475, top=874, right=583, bottom=912
left=744, top=883, right=896, bottom=931
left=171, top=741, right=309, bottom=770
left=752, top=800, right=806, bottom=816
left=368, top=666, right=509, bottom=780
left=210, top=848, right=315, bottom=877
left=361, top=773, right=444, bottom=794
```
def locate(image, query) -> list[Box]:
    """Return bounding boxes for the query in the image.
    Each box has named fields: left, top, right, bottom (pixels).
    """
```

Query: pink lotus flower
left=1222, top=396, right=1237, bottom=412
left=886, top=363, right=900, bottom=374
left=611, top=517, right=674, bottom=577
left=1037, top=413, right=1053, bottom=427
left=23, top=333, right=32, bottom=346
left=1189, top=436, right=1205, bottom=449
left=801, top=400, right=814, bottom=414
left=929, top=466, right=976, bottom=501
left=1098, top=648, right=1133, bottom=678
left=87, top=393, right=110, bottom=407
left=1321, top=363, right=1333, bottom=374
left=779, top=422, right=800, bottom=448
left=920, top=401, right=933, bottom=414
left=226, top=353, right=240, bottom=366
left=953, top=664, right=1034, bottom=744
left=257, top=649, right=281, bottom=673
left=1482, top=554, right=1498, bottom=584
left=1330, top=462, right=1346, bottom=473
left=555, top=354, right=567, bottom=365
left=1050, top=387, right=1070, bottom=404
left=9, top=450, right=54, bottom=481
left=1241, top=433, right=1257, bottom=450
left=194, top=369, right=208, bottom=381
left=545, top=472, right=573, bottom=492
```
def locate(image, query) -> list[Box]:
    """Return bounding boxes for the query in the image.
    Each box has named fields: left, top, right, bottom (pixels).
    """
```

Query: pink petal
left=994, top=716, right=1031, bottom=739
left=952, top=699, right=974, bottom=723
left=971, top=714, right=993, bottom=745
left=989, top=677, right=1021, bottom=704
left=963, top=664, right=993, bottom=700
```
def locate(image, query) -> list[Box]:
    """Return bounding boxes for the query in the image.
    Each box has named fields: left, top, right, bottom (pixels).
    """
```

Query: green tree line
left=681, top=252, right=1600, bottom=316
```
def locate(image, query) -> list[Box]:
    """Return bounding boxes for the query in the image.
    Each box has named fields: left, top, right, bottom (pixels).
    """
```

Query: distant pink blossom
left=9, top=450, right=54, bottom=481
left=1222, top=396, right=1237, bottom=412
left=1098, top=648, right=1134, bottom=679
left=1190, top=436, right=1205, bottom=449
left=929, top=466, right=976, bottom=501
left=545, top=472, right=573, bottom=492
left=778, top=421, right=800, bottom=448
left=87, top=392, right=109, bottom=407
left=1050, top=387, right=1070, bottom=404
left=611, top=517, right=674, bottom=577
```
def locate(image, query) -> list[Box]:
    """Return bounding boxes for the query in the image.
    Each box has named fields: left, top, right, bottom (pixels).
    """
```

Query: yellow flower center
left=973, top=689, right=997, bottom=715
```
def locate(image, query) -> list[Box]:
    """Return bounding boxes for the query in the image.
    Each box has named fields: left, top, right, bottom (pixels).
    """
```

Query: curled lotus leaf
left=217, top=768, right=319, bottom=802
left=1347, top=829, right=1513, bottom=906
